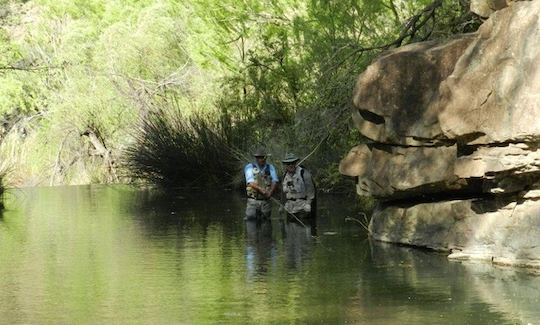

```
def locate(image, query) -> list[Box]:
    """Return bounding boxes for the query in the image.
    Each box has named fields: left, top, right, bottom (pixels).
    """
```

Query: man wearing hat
left=281, top=153, right=316, bottom=217
left=244, top=147, right=279, bottom=220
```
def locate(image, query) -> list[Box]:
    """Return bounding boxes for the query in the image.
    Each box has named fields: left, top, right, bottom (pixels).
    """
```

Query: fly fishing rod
left=269, top=196, right=308, bottom=228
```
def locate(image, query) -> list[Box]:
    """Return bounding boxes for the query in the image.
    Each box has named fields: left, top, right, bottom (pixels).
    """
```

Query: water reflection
left=458, top=261, right=540, bottom=324
left=127, top=188, right=246, bottom=240
left=1, top=186, right=540, bottom=324
left=344, top=240, right=540, bottom=324
left=282, top=218, right=317, bottom=270
left=245, top=220, right=276, bottom=277
left=244, top=218, right=319, bottom=277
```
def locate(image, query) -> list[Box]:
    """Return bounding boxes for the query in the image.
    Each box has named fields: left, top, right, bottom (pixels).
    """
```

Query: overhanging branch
left=0, top=65, right=57, bottom=72
left=323, top=0, right=445, bottom=74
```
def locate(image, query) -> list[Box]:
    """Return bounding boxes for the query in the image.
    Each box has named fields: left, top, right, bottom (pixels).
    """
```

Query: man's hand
left=248, top=182, right=263, bottom=194
left=257, top=186, right=268, bottom=196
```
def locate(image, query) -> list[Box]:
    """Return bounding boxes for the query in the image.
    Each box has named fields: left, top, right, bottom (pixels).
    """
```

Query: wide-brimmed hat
left=253, top=147, right=268, bottom=157
left=281, top=153, right=300, bottom=164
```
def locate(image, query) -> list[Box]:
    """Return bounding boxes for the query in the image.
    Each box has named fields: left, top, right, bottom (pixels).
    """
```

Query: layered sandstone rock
left=350, top=35, right=475, bottom=146
left=340, top=1, right=540, bottom=268
left=471, top=0, right=510, bottom=17
left=438, top=1, right=540, bottom=144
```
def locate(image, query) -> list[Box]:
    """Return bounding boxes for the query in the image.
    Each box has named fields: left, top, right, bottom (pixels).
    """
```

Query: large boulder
left=438, top=1, right=540, bottom=144
left=340, top=143, right=465, bottom=200
left=351, top=35, right=475, bottom=146
left=341, top=1, right=540, bottom=268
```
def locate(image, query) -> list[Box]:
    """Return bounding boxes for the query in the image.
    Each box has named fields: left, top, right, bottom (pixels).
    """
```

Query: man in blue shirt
left=244, top=147, right=279, bottom=220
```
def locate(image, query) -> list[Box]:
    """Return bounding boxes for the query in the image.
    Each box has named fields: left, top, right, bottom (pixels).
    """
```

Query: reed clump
left=124, top=109, right=241, bottom=189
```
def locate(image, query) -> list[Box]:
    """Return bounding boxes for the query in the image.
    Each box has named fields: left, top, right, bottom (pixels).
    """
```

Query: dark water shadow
left=122, top=187, right=246, bottom=240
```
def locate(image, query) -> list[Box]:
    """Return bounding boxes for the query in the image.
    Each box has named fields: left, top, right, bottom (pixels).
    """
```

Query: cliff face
left=340, top=1, right=540, bottom=268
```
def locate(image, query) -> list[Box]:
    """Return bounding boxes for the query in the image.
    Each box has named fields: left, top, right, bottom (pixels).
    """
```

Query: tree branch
left=384, top=0, right=401, bottom=25
left=325, top=0, right=444, bottom=73
left=0, top=64, right=58, bottom=72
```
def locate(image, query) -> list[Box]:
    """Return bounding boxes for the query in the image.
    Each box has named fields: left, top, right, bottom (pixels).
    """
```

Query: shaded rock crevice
left=358, top=109, right=385, bottom=125
left=379, top=178, right=489, bottom=208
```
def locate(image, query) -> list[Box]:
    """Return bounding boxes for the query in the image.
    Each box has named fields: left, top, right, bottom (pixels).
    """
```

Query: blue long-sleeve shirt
left=244, top=163, right=279, bottom=184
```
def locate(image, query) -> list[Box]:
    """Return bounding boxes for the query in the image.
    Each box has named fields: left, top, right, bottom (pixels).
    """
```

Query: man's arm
left=266, top=165, right=279, bottom=198
left=249, top=182, right=268, bottom=194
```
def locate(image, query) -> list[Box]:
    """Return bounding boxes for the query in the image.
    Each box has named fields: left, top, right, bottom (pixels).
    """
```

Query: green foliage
left=0, top=28, right=19, bottom=66
left=0, top=0, right=480, bottom=188
left=0, top=0, right=220, bottom=186
left=202, top=0, right=478, bottom=190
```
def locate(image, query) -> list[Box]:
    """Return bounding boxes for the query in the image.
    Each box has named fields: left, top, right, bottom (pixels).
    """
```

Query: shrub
left=124, top=109, right=242, bottom=189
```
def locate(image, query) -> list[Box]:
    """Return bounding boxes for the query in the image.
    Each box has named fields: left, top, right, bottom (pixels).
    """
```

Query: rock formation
left=340, top=1, right=540, bottom=268
left=470, top=0, right=526, bottom=18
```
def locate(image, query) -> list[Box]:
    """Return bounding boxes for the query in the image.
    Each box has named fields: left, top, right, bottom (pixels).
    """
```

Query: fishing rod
left=295, top=133, right=330, bottom=167
left=268, top=196, right=308, bottom=228
left=269, top=195, right=325, bottom=245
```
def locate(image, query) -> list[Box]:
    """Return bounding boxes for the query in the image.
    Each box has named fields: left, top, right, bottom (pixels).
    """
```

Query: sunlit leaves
left=0, top=0, right=479, bottom=186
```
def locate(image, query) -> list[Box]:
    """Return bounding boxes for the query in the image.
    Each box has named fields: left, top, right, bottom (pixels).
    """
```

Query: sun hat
left=281, top=153, right=300, bottom=164
left=253, top=147, right=268, bottom=157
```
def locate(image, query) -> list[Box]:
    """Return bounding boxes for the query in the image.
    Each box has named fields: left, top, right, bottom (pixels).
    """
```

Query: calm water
left=0, top=185, right=539, bottom=324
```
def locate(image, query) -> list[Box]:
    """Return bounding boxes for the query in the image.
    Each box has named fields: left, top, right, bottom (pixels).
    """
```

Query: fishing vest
left=246, top=163, right=273, bottom=200
left=283, top=166, right=308, bottom=200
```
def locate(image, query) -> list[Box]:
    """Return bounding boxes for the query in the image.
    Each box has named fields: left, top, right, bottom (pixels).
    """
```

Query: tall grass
left=124, top=109, right=242, bottom=189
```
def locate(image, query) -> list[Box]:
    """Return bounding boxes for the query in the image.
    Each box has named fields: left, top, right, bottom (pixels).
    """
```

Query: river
left=0, top=185, right=538, bottom=324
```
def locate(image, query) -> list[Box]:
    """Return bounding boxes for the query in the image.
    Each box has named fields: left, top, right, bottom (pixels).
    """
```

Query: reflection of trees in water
left=124, top=188, right=246, bottom=238
left=124, top=188, right=540, bottom=324
left=121, top=188, right=249, bottom=281
left=342, top=240, right=537, bottom=324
